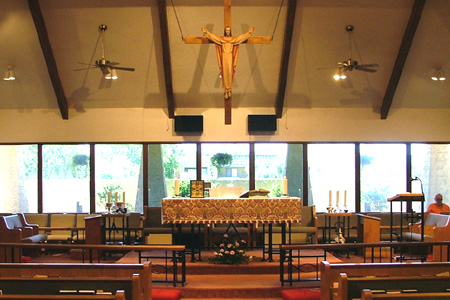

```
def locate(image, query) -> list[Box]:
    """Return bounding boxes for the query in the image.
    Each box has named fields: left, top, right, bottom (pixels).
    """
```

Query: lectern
left=388, top=193, right=425, bottom=242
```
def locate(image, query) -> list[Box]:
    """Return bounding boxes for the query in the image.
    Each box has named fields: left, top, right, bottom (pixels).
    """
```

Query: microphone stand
left=411, top=176, right=425, bottom=242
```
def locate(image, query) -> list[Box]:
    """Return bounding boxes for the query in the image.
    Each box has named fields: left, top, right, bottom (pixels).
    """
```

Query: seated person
left=427, top=193, right=450, bottom=214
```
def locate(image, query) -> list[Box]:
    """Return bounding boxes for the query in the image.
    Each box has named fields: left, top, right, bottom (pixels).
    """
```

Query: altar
left=162, top=197, right=302, bottom=224
left=162, top=197, right=302, bottom=261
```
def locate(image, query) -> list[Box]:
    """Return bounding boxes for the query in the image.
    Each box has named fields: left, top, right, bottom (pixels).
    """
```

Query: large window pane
left=308, top=144, right=355, bottom=213
left=0, top=145, right=38, bottom=213
left=202, top=143, right=249, bottom=195
left=255, top=143, right=301, bottom=198
left=153, top=144, right=197, bottom=204
left=43, top=144, right=90, bottom=213
left=412, top=144, right=450, bottom=209
left=360, top=144, right=406, bottom=212
left=95, top=144, right=143, bottom=213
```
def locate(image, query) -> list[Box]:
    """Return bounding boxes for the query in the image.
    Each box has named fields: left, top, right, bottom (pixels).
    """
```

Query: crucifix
left=184, top=0, right=271, bottom=125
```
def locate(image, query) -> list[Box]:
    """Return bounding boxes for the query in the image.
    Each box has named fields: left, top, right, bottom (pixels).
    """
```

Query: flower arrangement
left=209, top=233, right=251, bottom=265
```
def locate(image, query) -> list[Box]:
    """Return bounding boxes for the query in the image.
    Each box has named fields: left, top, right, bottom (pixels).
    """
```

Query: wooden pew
left=0, top=262, right=151, bottom=300
left=320, top=261, right=450, bottom=300
left=337, top=273, right=450, bottom=300
left=0, top=276, right=138, bottom=300
left=360, top=289, right=450, bottom=300
left=0, top=291, right=125, bottom=300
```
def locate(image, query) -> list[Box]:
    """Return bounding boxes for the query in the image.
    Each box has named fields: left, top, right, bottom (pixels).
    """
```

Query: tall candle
left=115, top=192, right=118, bottom=202
left=174, top=179, right=180, bottom=195
left=123, top=191, right=126, bottom=203
left=282, top=178, right=288, bottom=195
left=344, top=190, right=347, bottom=206
left=107, top=191, right=111, bottom=203
left=329, top=190, right=332, bottom=206
left=336, top=191, right=339, bottom=206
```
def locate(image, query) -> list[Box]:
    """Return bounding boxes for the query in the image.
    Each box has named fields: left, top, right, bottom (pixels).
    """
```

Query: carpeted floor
left=29, top=248, right=343, bottom=299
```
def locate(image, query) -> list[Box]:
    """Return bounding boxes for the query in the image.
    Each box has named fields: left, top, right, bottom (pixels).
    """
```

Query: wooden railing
left=0, top=243, right=186, bottom=287
left=279, top=241, right=450, bottom=286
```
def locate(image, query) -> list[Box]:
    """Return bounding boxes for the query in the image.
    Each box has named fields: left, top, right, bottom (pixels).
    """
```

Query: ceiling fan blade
left=74, top=66, right=96, bottom=71
left=109, top=66, right=135, bottom=72
left=357, top=63, right=379, bottom=68
left=354, top=66, right=377, bottom=73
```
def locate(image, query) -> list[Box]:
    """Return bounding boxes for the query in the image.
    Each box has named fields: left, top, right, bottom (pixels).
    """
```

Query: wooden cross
left=184, top=0, right=271, bottom=125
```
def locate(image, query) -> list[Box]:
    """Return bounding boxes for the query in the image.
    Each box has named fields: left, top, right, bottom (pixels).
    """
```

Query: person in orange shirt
left=427, top=193, right=450, bottom=214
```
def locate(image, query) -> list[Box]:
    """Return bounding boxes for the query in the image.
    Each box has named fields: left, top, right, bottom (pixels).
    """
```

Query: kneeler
left=281, top=288, right=321, bottom=300
left=152, top=288, right=182, bottom=300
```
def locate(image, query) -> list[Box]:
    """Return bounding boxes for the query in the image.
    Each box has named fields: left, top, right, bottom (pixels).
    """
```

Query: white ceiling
left=1, top=0, right=449, bottom=120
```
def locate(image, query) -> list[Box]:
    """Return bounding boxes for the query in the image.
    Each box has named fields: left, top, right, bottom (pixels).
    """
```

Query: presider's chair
left=143, top=206, right=173, bottom=244
left=263, top=205, right=318, bottom=260
left=288, top=205, right=319, bottom=244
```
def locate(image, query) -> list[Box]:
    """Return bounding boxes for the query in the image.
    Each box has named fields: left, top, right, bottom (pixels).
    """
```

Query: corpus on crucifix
left=184, top=0, right=271, bottom=125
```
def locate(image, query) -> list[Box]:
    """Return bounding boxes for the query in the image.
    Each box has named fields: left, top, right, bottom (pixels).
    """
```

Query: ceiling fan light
left=3, top=66, right=15, bottom=81
left=340, top=74, right=347, bottom=80
left=432, top=69, right=445, bottom=81
left=333, top=74, right=341, bottom=80
left=111, top=69, right=118, bottom=80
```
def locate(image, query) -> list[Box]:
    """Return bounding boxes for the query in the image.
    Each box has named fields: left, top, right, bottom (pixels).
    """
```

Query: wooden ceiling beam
left=275, top=0, right=296, bottom=118
left=158, top=0, right=175, bottom=119
left=28, top=0, right=68, bottom=120
left=380, top=0, right=426, bottom=120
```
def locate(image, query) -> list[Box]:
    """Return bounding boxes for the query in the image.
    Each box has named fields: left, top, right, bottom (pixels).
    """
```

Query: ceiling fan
left=76, top=24, right=135, bottom=76
left=337, top=25, right=378, bottom=73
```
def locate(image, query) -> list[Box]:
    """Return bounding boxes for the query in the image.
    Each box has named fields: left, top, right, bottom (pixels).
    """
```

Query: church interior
left=1, top=1, right=450, bottom=300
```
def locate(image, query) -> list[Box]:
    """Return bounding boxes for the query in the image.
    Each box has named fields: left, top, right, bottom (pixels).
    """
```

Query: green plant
left=270, top=183, right=282, bottom=197
left=210, top=153, right=233, bottom=174
left=208, top=233, right=251, bottom=265
left=71, top=154, right=89, bottom=179
left=179, top=180, right=191, bottom=197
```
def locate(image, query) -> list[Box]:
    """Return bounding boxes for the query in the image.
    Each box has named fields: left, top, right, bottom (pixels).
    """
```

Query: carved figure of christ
left=184, top=0, right=271, bottom=125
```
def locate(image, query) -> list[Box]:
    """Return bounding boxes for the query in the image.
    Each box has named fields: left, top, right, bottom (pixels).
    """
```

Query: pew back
left=338, top=273, right=450, bottom=300
left=320, top=261, right=450, bottom=300
left=0, top=276, right=138, bottom=300
left=0, top=262, right=151, bottom=300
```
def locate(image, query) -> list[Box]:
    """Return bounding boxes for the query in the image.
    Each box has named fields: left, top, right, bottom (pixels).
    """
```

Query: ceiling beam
left=27, top=0, right=68, bottom=120
left=380, top=0, right=426, bottom=120
left=158, top=0, right=175, bottom=119
left=275, top=0, right=296, bottom=118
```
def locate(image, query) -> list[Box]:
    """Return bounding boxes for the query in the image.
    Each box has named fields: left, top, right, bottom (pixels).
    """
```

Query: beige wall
left=0, top=107, right=449, bottom=143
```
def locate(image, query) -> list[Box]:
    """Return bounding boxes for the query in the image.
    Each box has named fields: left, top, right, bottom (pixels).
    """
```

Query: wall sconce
left=104, top=68, right=118, bottom=80
left=3, top=66, right=15, bottom=81
left=431, top=68, right=446, bottom=81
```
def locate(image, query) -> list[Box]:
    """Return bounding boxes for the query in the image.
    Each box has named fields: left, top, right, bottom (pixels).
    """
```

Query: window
left=360, top=144, right=406, bottom=212
left=255, top=143, right=290, bottom=197
left=202, top=143, right=249, bottom=193
left=95, top=144, right=142, bottom=213
left=158, top=144, right=197, bottom=203
left=308, top=144, right=355, bottom=213
left=43, top=144, right=90, bottom=213
left=0, top=145, right=38, bottom=213
left=412, top=144, right=450, bottom=209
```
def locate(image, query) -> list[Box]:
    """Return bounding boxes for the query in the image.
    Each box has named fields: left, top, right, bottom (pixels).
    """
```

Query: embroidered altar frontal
left=162, top=197, right=302, bottom=224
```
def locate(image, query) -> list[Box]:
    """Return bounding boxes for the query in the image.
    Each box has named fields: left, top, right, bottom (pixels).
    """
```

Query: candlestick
left=344, top=190, right=347, bottom=206
left=174, top=179, right=180, bottom=196
left=336, top=191, right=339, bottom=207
left=282, top=178, right=288, bottom=195
left=107, top=191, right=111, bottom=203
left=329, top=190, right=332, bottom=206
